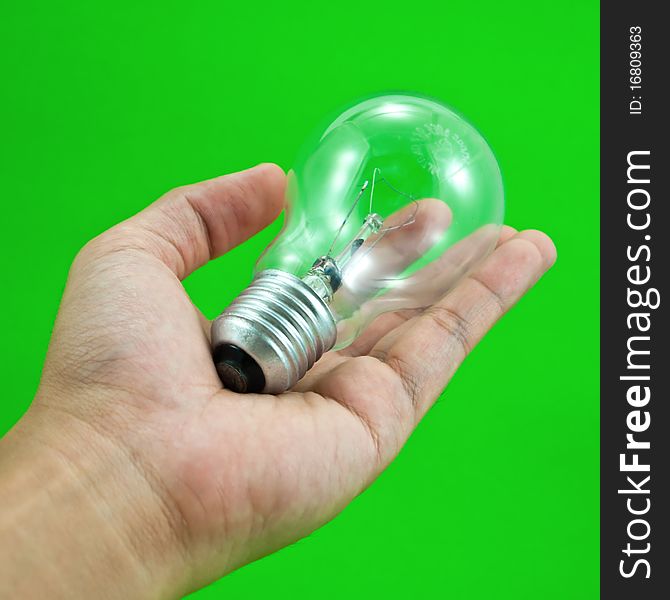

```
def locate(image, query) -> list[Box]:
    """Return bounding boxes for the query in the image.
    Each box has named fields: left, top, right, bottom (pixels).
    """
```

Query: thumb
left=85, top=163, right=286, bottom=279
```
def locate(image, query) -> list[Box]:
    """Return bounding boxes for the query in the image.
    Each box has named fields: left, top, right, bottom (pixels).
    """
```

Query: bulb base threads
left=211, top=269, right=337, bottom=394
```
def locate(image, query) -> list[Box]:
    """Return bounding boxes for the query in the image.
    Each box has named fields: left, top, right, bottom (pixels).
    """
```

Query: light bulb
left=212, top=94, right=504, bottom=393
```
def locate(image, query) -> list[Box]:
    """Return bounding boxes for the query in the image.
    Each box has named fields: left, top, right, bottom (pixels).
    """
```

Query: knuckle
left=384, top=353, right=423, bottom=411
left=424, top=304, right=472, bottom=356
left=73, top=226, right=135, bottom=267
left=72, top=234, right=107, bottom=270
left=469, top=273, right=507, bottom=315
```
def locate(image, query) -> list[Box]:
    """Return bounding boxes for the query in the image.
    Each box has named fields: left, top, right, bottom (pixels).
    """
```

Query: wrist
left=0, top=403, right=190, bottom=599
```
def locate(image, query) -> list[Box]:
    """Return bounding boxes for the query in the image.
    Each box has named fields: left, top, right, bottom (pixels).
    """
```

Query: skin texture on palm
left=0, top=164, right=556, bottom=599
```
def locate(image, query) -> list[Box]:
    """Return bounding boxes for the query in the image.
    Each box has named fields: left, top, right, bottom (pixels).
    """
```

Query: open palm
left=30, top=164, right=555, bottom=596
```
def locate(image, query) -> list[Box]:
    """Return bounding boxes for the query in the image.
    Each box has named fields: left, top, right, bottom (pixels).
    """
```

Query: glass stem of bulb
left=301, top=212, right=383, bottom=304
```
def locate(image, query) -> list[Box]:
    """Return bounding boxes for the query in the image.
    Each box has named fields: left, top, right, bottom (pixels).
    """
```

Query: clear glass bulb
left=212, top=94, right=504, bottom=394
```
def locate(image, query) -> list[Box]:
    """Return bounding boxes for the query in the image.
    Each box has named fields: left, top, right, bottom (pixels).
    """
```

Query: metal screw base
left=211, top=269, right=337, bottom=394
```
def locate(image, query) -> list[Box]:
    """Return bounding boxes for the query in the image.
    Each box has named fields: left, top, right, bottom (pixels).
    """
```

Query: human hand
left=0, top=164, right=556, bottom=599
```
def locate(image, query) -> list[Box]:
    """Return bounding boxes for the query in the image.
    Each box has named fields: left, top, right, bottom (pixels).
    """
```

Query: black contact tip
left=213, top=344, right=266, bottom=393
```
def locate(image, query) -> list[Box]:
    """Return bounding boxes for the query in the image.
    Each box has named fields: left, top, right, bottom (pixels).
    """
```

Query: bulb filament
left=302, top=169, right=417, bottom=303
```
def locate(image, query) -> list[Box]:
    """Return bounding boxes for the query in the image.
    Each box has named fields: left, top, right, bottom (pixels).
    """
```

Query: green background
left=1, top=1, right=599, bottom=598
